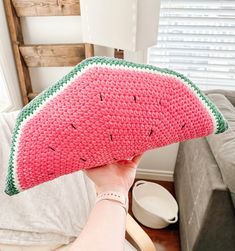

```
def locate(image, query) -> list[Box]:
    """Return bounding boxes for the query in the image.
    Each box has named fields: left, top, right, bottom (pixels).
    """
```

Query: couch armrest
left=204, top=89, right=235, bottom=106
left=174, top=137, right=235, bottom=251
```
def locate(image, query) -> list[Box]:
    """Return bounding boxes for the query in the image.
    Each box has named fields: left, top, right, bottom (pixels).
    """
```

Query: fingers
left=131, top=153, right=143, bottom=165
left=84, top=154, right=143, bottom=173
left=117, top=153, right=143, bottom=167
left=117, top=159, right=130, bottom=165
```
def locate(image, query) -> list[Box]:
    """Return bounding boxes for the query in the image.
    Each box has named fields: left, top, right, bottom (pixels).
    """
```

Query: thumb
left=132, top=153, right=143, bottom=165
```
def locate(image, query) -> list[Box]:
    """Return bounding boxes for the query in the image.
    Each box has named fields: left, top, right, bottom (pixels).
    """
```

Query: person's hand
left=83, top=154, right=143, bottom=196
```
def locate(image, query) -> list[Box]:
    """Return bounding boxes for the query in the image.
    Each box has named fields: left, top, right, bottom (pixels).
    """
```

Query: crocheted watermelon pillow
left=5, top=56, right=228, bottom=195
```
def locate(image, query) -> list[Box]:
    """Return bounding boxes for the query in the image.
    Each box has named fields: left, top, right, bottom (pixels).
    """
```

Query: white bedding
left=0, top=110, right=96, bottom=245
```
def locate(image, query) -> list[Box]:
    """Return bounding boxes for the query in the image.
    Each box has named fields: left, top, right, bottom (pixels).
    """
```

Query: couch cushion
left=206, top=93, right=235, bottom=207
left=205, top=89, right=235, bottom=107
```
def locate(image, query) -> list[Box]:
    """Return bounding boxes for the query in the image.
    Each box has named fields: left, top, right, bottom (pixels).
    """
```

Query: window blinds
left=148, top=0, right=235, bottom=90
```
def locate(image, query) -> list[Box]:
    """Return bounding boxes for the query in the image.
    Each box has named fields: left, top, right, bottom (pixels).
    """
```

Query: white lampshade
left=80, top=0, right=161, bottom=51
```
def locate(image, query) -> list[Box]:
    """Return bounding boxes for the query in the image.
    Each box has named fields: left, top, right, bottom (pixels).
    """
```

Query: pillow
left=5, top=56, right=228, bottom=195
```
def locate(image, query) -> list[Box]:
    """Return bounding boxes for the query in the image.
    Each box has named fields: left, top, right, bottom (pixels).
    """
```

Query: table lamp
left=80, top=0, right=161, bottom=52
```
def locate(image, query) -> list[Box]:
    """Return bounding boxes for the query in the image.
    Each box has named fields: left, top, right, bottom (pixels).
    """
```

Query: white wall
left=21, top=16, right=114, bottom=92
left=0, top=0, right=23, bottom=111
left=2, top=14, right=177, bottom=180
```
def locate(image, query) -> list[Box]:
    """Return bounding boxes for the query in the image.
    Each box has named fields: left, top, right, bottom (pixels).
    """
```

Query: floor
left=127, top=179, right=181, bottom=251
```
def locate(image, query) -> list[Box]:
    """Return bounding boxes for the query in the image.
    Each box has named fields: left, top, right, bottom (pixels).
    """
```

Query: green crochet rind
left=5, top=56, right=228, bottom=196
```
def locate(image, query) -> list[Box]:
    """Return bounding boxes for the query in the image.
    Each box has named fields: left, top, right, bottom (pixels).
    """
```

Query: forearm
left=69, top=199, right=127, bottom=251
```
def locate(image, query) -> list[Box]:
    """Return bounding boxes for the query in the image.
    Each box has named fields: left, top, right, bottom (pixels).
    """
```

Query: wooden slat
left=3, top=0, right=32, bottom=105
left=19, top=44, right=86, bottom=67
left=28, top=92, right=39, bottom=100
left=85, top=43, right=94, bottom=58
left=114, top=49, right=124, bottom=59
left=12, top=0, right=80, bottom=17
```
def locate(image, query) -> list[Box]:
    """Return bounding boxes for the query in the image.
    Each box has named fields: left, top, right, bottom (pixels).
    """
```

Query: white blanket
left=0, top=111, right=96, bottom=245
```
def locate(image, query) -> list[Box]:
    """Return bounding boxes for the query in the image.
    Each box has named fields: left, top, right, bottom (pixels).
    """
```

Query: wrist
left=95, top=190, right=129, bottom=214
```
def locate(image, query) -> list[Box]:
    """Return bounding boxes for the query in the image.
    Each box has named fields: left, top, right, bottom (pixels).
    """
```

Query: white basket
left=132, top=180, right=178, bottom=229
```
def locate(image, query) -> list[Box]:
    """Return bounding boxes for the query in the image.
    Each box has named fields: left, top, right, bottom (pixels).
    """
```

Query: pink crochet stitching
left=17, top=67, right=213, bottom=190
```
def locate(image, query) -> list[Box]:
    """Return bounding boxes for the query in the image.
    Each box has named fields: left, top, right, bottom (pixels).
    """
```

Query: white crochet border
left=11, top=59, right=219, bottom=193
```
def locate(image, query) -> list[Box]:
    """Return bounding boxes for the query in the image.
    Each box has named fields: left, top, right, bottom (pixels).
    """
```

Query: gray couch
left=174, top=89, right=235, bottom=251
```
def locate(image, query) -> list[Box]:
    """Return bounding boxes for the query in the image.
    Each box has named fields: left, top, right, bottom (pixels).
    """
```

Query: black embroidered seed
left=149, top=129, right=153, bottom=136
left=110, top=134, right=113, bottom=141
left=48, top=146, right=55, bottom=151
left=80, top=158, right=86, bottom=162
left=71, top=123, right=76, bottom=129
left=134, top=95, right=137, bottom=102
left=100, top=93, right=103, bottom=101
left=181, top=123, right=186, bottom=129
